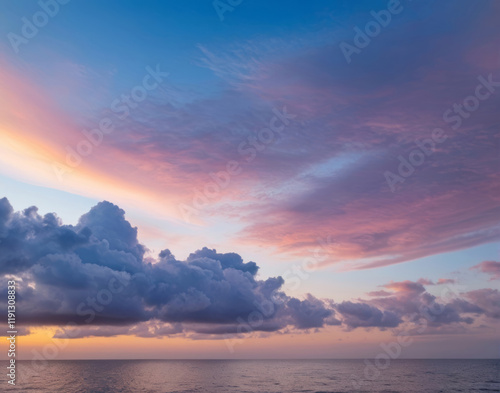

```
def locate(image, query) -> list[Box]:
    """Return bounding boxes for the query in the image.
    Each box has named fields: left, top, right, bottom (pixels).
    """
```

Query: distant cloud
left=366, top=290, right=392, bottom=297
left=381, top=280, right=426, bottom=294
left=417, top=278, right=434, bottom=286
left=436, top=278, right=456, bottom=285
left=464, top=289, right=500, bottom=319
left=472, top=261, right=500, bottom=280
left=417, top=278, right=456, bottom=286
left=336, top=301, right=401, bottom=330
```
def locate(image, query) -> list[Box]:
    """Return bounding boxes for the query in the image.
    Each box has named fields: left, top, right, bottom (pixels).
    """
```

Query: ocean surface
left=1, top=359, right=498, bottom=392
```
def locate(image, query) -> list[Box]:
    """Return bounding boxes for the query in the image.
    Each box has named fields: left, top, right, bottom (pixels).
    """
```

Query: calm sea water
left=1, top=359, right=498, bottom=392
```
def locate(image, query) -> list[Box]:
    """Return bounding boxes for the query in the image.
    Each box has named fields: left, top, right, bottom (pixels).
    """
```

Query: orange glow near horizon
left=1, top=326, right=394, bottom=360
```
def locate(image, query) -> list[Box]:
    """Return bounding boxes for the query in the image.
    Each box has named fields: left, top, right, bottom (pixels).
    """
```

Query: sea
left=0, top=359, right=498, bottom=392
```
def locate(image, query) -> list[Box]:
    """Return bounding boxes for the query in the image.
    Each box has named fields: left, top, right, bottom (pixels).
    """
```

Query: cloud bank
left=0, top=198, right=498, bottom=340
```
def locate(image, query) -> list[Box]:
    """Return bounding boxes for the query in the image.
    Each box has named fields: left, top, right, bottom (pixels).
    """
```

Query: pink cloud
left=472, top=261, right=500, bottom=280
left=437, top=278, right=456, bottom=285
left=417, top=278, right=434, bottom=285
left=2, top=9, right=499, bottom=269
left=381, top=280, right=426, bottom=295
left=367, top=290, right=392, bottom=297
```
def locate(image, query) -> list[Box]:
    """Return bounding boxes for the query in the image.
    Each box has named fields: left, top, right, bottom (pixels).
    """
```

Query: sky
left=0, top=0, right=499, bottom=360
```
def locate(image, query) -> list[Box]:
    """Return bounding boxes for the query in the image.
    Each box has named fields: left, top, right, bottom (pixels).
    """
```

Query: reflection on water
left=0, top=359, right=498, bottom=392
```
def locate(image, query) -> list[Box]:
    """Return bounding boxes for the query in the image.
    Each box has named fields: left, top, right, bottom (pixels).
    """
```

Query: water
left=1, top=359, right=498, bottom=392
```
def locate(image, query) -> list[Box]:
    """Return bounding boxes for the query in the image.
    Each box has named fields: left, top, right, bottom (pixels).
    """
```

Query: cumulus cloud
left=359, top=279, right=491, bottom=333
left=336, top=302, right=401, bottom=330
left=0, top=199, right=497, bottom=340
left=0, top=198, right=338, bottom=337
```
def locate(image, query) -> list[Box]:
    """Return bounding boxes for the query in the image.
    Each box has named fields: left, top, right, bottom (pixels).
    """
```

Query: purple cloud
left=0, top=199, right=497, bottom=339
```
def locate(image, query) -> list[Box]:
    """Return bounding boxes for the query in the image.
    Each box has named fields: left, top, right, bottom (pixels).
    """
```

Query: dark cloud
left=0, top=198, right=90, bottom=275
left=365, top=280, right=491, bottom=331
left=0, top=199, right=497, bottom=339
left=0, top=198, right=340, bottom=336
left=286, top=294, right=340, bottom=329
left=187, top=247, right=259, bottom=276
left=336, top=301, right=401, bottom=330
